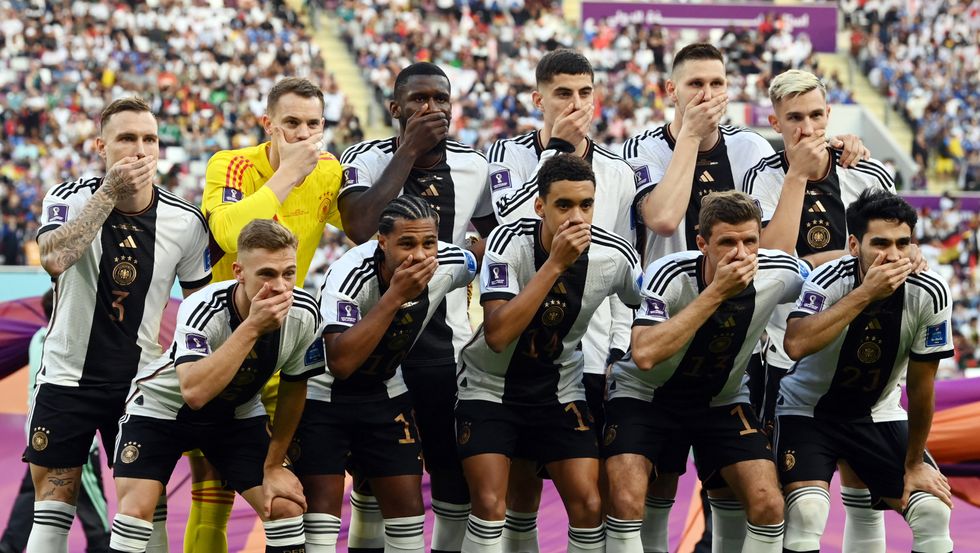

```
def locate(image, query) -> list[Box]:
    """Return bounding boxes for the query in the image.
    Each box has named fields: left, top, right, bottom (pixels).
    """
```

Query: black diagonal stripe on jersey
left=81, top=194, right=160, bottom=385
left=653, top=282, right=756, bottom=406
left=740, top=153, right=781, bottom=195
left=719, top=125, right=747, bottom=136
left=647, top=258, right=698, bottom=296
left=447, top=142, right=486, bottom=160
left=340, top=138, right=384, bottom=165
left=497, top=176, right=540, bottom=218
left=292, top=293, right=322, bottom=327
left=907, top=273, right=947, bottom=313
left=158, top=189, right=208, bottom=229
left=591, top=226, right=639, bottom=265
left=796, top=162, right=846, bottom=257
left=52, top=176, right=100, bottom=200
left=814, top=258, right=858, bottom=288
left=488, top=220, right=537, bottom=254
left=338, top=258, right=375, bottom=298
left=849, top=161, right=896, bottom=191
left=178, top=301, right=283, bottom=422
left=379, top=137, right=396, bottom=153
left=502, top=231, right=589, bottom=405
left=815, top=286, right=905, bottom=421
left=187, top=287, right=232, bottom=331
left=337, top=287, right=431, bottom=398
left=757, top=260, right=802, bottom=275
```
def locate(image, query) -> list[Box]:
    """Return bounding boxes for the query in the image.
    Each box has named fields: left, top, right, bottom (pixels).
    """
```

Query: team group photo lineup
left=0, top=1, right=978, bottom=552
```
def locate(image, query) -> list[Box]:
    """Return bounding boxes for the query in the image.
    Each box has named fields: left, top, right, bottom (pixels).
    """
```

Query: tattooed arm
left=38, top=156, right=155, bottom=278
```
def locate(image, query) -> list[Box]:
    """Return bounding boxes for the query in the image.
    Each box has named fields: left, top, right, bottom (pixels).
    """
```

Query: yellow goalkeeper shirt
left=202, top=142, right=343, bottom=285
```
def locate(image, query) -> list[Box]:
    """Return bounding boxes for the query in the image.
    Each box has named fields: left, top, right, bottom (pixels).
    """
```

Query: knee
left=116, top=493, right=157, bottom=521
left=469, top=488, right=507, bottom=520
left=784, top=487, right=830, bottom=538
left=32, top=467, right=81, bottom=505
left=269, top=497, right=305, bottom=520
left=905, top=493, right=952, bottom=542
left=607, top=484, right=646, bottom=520
left=566, top=489, right=602, bottom=525
left=746, top=490, right=785, bottom=525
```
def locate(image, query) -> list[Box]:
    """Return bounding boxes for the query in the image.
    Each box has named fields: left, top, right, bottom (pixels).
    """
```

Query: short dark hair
left=100, top=97, right=153, bottom=130
left=537, top=155, right=596, bottom=198
left=845, top=189, right=917, bottom=241
left=378, top=196, right=440, bottom=235
left=393, top=62, right=450, bottom=99
left=535, top=49, right=594, bottom=86
left=698, top=191, right=762, bottom=241
left=671, top=43, right=724, bottom=74
left=237, top=219, right=299, bottom=253
left=267, top=77, right=325, bottom=113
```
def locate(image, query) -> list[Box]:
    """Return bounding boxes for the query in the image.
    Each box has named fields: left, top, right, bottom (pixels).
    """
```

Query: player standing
left=603, top=191, right=804, bottom=553
left=191, top=76, right=343, bottom=552
left=486, top=49, right=636, bottom=552
left=339, top=62, right=496, bottom=553
left=456, top=155, right=641, bottom=553
left=778, top=190, right=954, bottom=553
left=109, top=220, right=321, bottom=553
left=26, top=97, right=211, bottom=553
left=741, top=70, right=898, bottom=551
left=292, top=197, right=478, bottom=553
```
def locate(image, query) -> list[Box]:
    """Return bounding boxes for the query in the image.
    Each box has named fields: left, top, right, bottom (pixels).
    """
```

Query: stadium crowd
left=0, top=0, right=362, bottom=271
left=844, top=0, right=979, bottom=183
left=338, top=0, right=853, bottom=152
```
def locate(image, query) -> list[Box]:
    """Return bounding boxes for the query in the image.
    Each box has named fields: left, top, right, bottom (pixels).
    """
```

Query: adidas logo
left=399, top=313, right=414, bottom=325
left=808, top=201, right=827, bottom=213
left=119, top=235, right=137, bottom=248
left=866, top=319, right=881, bottom=330
left=420, top=184, right=439, bottom=197
left=699, top=170, right=715, bottom=183
left=552, top=282, right=567, bottom=294
left=246, top=349, right=258, bottom=359
left=722, top=316, right=736, bottom=328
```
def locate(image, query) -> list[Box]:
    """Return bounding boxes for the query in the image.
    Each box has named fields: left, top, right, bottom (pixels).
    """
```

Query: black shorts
left=602, top=398, right=773, bottom=489
left=26, top=383, right=129, bottom=468
left=583, top=373, right=607, bottom=444
left=403, top=363, right=460, bottom=472
left=775, top=415, right=937, bottom=507
left=113, top=414, right=269, bottom=493
left=291, top=394, right=422, bottom=478
left=456, top=399, right=598, bottom=464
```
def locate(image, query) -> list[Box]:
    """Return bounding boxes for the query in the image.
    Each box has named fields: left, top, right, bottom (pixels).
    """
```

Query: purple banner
left=581, top=1, right=839, bottom=53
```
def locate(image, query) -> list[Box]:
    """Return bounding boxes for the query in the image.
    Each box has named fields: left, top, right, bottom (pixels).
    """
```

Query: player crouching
left=110, top=220, right=323, bottom=553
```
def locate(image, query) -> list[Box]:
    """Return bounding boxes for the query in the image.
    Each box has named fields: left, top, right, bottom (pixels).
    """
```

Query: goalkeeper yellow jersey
left=202, top=141, right=343, bottom=285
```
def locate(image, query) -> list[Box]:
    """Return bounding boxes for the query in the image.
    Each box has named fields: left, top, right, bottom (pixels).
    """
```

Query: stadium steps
left=285, top=0, right=392, bottom=140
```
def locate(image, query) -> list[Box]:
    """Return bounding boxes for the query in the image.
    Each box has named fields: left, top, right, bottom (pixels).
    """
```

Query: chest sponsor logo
left=490, top=170, right=512, bottom=191
left=337, top=301, right=360, bottom=324
left=185, top=333, right=210, bottom=354
left=800, top=291, right=826, bottom=313
left=47, top=204, right=69, bottom=223
left=926, top=322, right=948, bottom=347
left=487, top=263, right=509, bottom=288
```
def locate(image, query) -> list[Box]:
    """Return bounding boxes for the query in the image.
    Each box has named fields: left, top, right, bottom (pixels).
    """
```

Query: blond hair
left=768, top=70, right=827, bottom=106
left=237, top=219, right=298, bottom=253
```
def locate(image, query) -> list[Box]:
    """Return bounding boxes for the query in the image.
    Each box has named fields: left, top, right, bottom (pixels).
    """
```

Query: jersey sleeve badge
left=490, top=170, right=512, bottom=191
left=926, top=322, right=948, bottom=347
left=487, top=263, right=509, bottom=287
left=337, top=301, right=360, bottom=324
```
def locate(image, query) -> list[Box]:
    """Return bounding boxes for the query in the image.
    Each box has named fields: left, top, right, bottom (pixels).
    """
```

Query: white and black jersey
left=37, top=180, right=212, bottom=388
left=339, top=138, right=492, bottom=368
left=741, top=150, right=896, bottom=369
left=126, top=281, right=324, bottom=422
left=487, top=130, right=636, bottom=374
left=609, top=250, right=806, bottom=407
left=623, top=124, right=775, bottom=263
left=457, top=219, right=642, bottom=406
left=310, top=240, right=478, bottom=403
left=777, top=258, right=953, bottom=423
